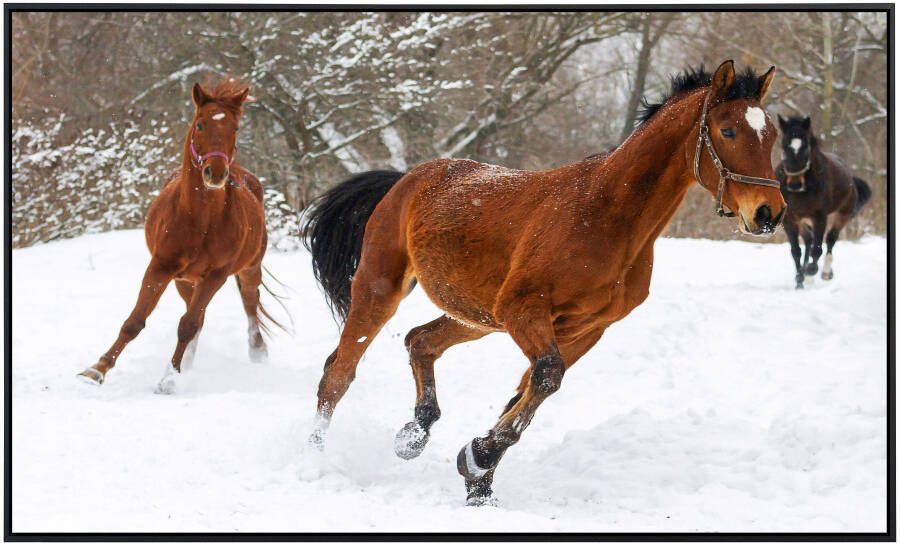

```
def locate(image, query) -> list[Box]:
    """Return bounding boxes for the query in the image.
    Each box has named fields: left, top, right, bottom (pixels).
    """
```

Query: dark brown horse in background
left=302, top=61, right=786, bottom=504
left=776, top=115, right=872, bottom=289
left=79, top=80, right=278, bottom=393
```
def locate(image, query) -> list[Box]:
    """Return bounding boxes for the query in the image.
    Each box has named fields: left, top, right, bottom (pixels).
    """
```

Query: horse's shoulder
left=231, top=165, right=264, bottom=201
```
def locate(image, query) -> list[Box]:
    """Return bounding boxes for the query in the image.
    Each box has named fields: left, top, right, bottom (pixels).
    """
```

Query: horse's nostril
left=203, top=166, right=213, bottom=180
left=755, top=205, right=772, bottom=225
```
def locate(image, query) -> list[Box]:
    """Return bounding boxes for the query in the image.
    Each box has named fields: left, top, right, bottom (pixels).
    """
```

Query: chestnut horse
left=776, top=115, right=872, bottom=289
left=79, top=80, right=276, bottom=393
left=302, top=61, right=786, bottom=504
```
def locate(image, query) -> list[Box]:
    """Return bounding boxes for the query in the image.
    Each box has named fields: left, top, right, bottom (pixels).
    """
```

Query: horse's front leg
left=79, top=258, right=177, bottom=385
left=455, top=293, right=564, bottom=505
left=155, top=270, right=229, bottom=394
left=806, top=215, right=827, bottom=276
left=783, top=220, right=805, bottom=289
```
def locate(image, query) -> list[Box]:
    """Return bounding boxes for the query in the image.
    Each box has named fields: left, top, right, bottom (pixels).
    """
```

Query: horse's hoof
left=308, top=430, right=325, bottom=451
left=466, top=492, right=499, bottom=507
left=394, top=421, right=429, bottom=460
left=805, top=263, right=818, bottom=276
left=821, top=270, right=834, bottom=281
left=77, top=368, right=104, bottom=385
left=457, top=441, right=491, bottom=480
left=154, top=377, right=177, bottom=395
left=249, top=344, right=268, bottom=364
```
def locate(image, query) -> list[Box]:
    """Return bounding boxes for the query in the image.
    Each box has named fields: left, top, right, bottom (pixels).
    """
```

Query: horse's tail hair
left=237, top=267, right=292, bottom=337
left=301, top=169, right=406, bottom=322
left=852, top=177, right=872, bottom=215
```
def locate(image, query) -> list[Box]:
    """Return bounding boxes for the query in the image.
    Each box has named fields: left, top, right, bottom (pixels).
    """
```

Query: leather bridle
left=693, top=92, right=782, bottom=217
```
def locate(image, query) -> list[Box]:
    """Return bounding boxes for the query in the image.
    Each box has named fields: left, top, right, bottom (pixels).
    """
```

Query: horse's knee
left=120, top=318, right=146, bottom=340
left=531, top=349, right=564, bottom=395
left=177, top=315, right=201, bottom=344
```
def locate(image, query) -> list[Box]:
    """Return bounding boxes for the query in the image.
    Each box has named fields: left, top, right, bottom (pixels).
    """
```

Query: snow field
left=11, top=230, right=887, bottom=532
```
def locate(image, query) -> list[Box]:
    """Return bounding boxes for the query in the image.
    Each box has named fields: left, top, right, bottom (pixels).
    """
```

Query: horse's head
left=190, top=81, right=250, bottom=189
left=777, top=114, right=813, bottom=192
left=696, top=61, right=786, bottom=236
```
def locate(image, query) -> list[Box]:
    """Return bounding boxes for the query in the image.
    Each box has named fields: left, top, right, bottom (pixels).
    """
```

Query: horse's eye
left=720, top=127, right=736, bottom=138
left=196, top=122, right=203, bottom=132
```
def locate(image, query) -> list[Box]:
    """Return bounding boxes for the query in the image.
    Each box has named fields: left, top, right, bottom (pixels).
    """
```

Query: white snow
left=11, top=230, right=887, bottom=532
left=744, top=106, right=767, bottom=141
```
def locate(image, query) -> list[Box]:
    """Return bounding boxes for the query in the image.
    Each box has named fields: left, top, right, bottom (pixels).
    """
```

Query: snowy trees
left=11, top=11, right=887, bottom=247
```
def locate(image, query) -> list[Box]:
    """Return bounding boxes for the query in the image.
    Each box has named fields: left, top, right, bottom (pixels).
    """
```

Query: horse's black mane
left=636, top=65, right=766, bottom=126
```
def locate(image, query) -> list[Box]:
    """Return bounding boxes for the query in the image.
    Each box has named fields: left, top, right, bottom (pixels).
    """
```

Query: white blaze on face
left=212, top=112, right=226, bottom=121
left=790, top=138, right=803, bottom=154
left=744, top=106, right=767, bottom=142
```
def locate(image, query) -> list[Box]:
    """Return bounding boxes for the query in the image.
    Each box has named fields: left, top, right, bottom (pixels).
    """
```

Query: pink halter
left=189, top=132, right=234, bottom=168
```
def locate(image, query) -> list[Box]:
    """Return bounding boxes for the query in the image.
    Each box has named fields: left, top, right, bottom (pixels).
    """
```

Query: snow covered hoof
left=249, top=344, right=268, bottom=364
left=462, top=472, right=496, bottom=507
left=154, top=372, right=178, bottom=395
left=457, top=441, right=496, bottom=505
left=821, top=269, right=834, bottom=281
left=394, top=421, right=429, bottom=460
left=465, top=488, right=499, bottom=507
left=308, top=429, right=326, bottom=451
left=77, top=367, right=104, bottom=385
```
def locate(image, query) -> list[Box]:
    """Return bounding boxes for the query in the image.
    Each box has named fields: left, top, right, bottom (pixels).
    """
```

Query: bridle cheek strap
left=693, top=92, right=782, bottom=217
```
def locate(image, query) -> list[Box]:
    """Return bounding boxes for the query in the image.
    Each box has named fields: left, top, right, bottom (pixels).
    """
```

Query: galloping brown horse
left=79, top=80, right=276, bottom=393
left=302, top=61, right=786, bottom=504
left=776, top=115, right=872, bottom=288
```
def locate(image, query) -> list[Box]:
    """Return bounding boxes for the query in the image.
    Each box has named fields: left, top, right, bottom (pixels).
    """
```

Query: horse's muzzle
left=750, top=204, right=784, bottom=235
left=784, top=176, right=806, bottom=192
left=202, top=164, right=230, bottom=189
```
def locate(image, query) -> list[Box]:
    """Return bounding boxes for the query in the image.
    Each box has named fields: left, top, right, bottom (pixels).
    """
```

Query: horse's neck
left=589, top=92, right=703, bottom=252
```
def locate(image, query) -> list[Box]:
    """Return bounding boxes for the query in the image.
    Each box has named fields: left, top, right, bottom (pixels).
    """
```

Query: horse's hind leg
left=236, top=265, right=268, bottom=363
left=394, top=316, right=488, bottom=460
left=822, top=214, right=849, bottom=281
left=78, top=258, right=176, bottom=385
left=309, top=252, right=411, bottom=449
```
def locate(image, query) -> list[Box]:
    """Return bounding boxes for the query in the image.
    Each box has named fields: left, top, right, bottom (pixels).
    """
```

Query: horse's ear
left=192, top=83, right=210, bottom=107
left=777, top=114, right=787, bottom=130
left=710, top=60, right=735, bottom=102
left=758, top=66, right=776, bottom=102
left=225, top=87, right=250, bottom=109
left=802, top=116, right=811, bottom=130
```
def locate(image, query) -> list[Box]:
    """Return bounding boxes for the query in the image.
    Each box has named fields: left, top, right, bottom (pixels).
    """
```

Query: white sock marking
left=745, top=106, right=767, bottom=142
left=465, top=441, right=489, bottom=477
left=824, top=253, right=833, bottom=274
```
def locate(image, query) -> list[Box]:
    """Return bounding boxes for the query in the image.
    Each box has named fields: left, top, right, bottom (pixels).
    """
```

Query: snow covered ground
left=11, top=230, right=888, bottom=533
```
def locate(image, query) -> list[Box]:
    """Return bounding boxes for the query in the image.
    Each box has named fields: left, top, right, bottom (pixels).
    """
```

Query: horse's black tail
left=852, top=177, right=872, bottom=215
left=301, top=170, right=406, bottom=322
